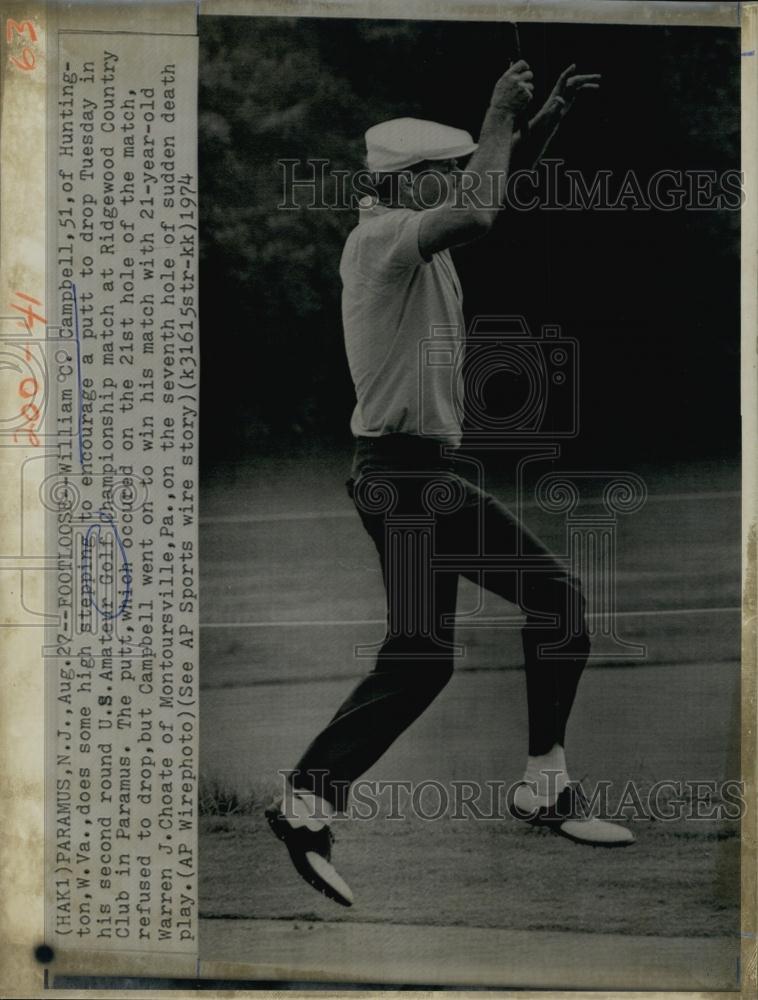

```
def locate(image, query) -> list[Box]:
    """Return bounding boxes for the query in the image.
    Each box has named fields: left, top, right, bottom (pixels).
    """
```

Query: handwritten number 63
left=6, top=18, right=38, bottom=72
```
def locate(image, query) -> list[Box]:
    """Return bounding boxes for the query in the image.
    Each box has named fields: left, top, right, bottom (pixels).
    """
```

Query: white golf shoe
left=509, top=781, right=636, bottom=847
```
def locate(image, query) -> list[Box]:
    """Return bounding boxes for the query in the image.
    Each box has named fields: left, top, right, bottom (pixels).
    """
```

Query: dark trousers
left=292, top=435, right=590, bottom=811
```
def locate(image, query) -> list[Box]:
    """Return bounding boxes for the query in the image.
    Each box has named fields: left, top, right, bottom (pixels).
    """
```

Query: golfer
left=267, top=59, right=634, bottom=907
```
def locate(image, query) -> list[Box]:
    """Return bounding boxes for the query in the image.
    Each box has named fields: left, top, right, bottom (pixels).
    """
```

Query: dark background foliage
left=198, top=17, right=739, bottom=468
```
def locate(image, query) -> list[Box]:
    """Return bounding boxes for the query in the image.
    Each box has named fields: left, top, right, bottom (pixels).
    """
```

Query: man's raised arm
left=512, top=64, right=601, bottom=169
left=418, top=60, right=534, bottom=257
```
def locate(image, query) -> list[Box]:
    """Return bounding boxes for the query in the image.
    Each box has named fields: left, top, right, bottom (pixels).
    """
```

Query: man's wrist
left=550, top=94, right=569, bottom=116
left=531, top=96, right=567, bottom=130
left=486, top=103, right=518, bottom=125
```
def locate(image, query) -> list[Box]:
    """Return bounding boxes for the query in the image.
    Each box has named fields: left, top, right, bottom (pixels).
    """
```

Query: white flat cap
left=365, top=117, right=478, bottom=173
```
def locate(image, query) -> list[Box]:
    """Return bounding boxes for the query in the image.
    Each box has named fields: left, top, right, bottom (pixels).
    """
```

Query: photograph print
left=196, top=9, right=742, bottom=990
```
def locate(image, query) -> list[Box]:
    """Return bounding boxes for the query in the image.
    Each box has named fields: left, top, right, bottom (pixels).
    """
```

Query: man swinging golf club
left=266, top=57, right=634, bottom=908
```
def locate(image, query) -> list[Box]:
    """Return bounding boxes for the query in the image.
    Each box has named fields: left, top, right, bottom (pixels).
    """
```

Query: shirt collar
left=358, top=196, right=394, bottom=223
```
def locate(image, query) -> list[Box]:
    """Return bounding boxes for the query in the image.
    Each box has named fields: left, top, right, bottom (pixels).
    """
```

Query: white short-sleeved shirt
left=340, top=201, right=465, bottom=446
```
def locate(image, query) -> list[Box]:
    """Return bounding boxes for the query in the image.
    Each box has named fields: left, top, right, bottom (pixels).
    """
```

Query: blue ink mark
left=72, top=282, right=84, bottom=466
left=81, top=510, right=132, bottom=620
left=742, top=50, right=755, bottom=57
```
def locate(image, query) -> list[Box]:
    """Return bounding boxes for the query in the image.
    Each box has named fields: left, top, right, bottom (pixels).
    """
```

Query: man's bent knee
left=375, top=636, right=455, bottom=685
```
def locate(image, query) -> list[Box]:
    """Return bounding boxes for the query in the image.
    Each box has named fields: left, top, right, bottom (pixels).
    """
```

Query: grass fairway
left=198, top=452, right=741, bottom=981
left=199, top=664, right=740, bottom=938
